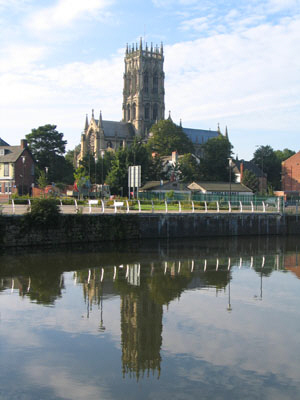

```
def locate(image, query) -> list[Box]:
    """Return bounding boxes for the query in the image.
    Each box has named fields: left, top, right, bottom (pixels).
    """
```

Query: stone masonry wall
left=0, top=213, right=298, bottom=248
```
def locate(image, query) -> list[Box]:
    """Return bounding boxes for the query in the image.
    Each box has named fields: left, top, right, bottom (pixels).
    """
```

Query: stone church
left=78, top=39, right=222, bottom=162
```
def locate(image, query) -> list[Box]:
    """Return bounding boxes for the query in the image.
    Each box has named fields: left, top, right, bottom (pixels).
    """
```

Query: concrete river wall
left=1, top=213, right=299, bottom=248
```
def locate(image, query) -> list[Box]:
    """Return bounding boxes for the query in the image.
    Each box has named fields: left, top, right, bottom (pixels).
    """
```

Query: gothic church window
left=88, top=131, right=95, bottom=154
left=132, top=103, right=136, bottom=120
left=153, top=103, right=158, bottom=121
left=144, top=72, right=149, bottom=93
left=145, top=104, right=150, bottom=120
left=153, top=73, right=158, bottom=94
left=127, top=104, right=131, bottom=121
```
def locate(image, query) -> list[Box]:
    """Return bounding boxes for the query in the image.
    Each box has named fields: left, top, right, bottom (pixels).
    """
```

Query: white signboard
left=128, top=165, right=141, bottom=188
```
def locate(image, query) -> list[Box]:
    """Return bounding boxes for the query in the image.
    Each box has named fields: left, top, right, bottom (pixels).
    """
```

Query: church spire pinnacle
left=139, top=37, right=143, bottom=50
left=217, top=123, right=221, bottom=134
left=84, top=114, right=89, bottom=131
left=98, top=110, right=103, bottom=128
left=91, top=109, right=95, bottom=120
left=225, top=125, right=229, bottom=139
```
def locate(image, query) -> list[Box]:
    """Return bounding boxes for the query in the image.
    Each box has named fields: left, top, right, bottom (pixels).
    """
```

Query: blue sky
left=0, top=0, right=299, bottom=159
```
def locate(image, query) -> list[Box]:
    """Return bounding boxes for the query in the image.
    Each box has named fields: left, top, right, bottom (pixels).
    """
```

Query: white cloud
left=27, top=0, right=113, bottom=32
left=164, top=17, right=300, bottom=134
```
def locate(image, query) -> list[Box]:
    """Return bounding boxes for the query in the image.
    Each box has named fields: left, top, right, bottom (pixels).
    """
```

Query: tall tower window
left=145, top=104, right=150, bottom=120
left=153, top=74, right=158, bottom=94
left=127, top=104, right=131, bottom=121
left=153, top=104, right=158, bottom=121
left=144, top=73, right=149, bottom=94
left=132, top=103, right=136, bottom=120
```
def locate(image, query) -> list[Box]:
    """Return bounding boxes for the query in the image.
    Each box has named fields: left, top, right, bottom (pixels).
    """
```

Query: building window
left=153, top=74, right=158, bottom=94
left=145, top=104, right=150, bottom=120
left=4, top=163, right=9, bottom=176
left=144, top=73, right=148, bottom=94
left=153, top=103, right=158, bottom=121
left=5, top=182, right=11, bottom=193
left=127, top=104, right=131, bottom=121
left=132, top=103, right=136, bottom=120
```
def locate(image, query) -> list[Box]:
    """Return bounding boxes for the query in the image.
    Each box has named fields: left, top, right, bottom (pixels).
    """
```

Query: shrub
left=24, top=198, right=60, bottom=229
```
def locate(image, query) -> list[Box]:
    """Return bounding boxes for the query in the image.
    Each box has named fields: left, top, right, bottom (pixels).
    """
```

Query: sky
left=0, top=0, right=299, bottom=160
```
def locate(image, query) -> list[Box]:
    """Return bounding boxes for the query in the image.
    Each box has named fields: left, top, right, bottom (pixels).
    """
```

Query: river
left=1, top=236, right=300, bottom=399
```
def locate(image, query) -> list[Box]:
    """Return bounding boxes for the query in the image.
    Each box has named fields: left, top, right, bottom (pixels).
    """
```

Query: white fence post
left=126, top=200, right=129, bottom=213
left=165, top=200, right=168, bottom=213
left=74, top=199, right=78, bottom=212
left=178, top=201, right=181, bottom=213
left=12, top=199, right=15, bottom=214
left=239, top=201, right=243, bottom=213
left=228, top=201, right=231, bottom=213
left=217, top=201, right=220, bottom=213
left=28, top=199, right=31, bottom=211
left=204, top=201, right=207, bottom=213
left=151, top=200, right=154, bottom=213
left=138, top=200, right=141, bottom=213
left=262, top=201, right=266, bottom=213
left=114, top=202, right=117, bottom=213
left=101, top=199, right=105, bottom=213
left=192, top=201, right=195, bottom=213
left=251, top=201, right=254, bottom=213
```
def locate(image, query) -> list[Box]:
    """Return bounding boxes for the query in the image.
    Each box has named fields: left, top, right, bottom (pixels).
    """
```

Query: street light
left=228, top=158, right=232, bottom=203
left=21, top=156, right=26, bottom=195
left=94, top=156, right=98, bottom=197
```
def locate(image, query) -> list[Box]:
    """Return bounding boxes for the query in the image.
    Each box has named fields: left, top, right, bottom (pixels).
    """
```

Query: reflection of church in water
left=75, top=259, right=231, bottom=380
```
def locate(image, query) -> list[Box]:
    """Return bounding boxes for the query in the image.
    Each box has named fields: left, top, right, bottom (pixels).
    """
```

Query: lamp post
left=228, top=158, right=232, bottom=203
left=94, top=156, right=98, bottom=197
left=21, top=156, right=26, bottom=195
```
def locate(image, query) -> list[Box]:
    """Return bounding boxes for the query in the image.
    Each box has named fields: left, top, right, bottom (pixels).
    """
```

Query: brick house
left=0, top=138, right=35, bottom=198
left=282, top=151, right=300, bottom=193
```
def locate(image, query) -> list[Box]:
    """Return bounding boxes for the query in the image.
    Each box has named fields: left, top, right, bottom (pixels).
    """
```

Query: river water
left=1, top=236, right=300, bottom=400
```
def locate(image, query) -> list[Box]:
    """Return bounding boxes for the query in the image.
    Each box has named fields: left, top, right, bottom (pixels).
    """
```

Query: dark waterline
left=1, top=236, right=300, bottom=400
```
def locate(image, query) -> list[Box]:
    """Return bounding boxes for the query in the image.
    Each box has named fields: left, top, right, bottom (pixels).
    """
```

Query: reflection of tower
left=120, top=289, right=162, bottom=380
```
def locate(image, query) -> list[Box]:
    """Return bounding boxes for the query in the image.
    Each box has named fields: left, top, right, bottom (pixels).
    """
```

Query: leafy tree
left=199, top=136, right=233, bottom=181
left=26, top=124, right=69, bottom=183
left=274, top=148, right=295, bottom=163
left=147, top=154, right=167, bottom=181
left=105, top=149, right=128, bottom=195
left=242, top=169, right=259, bottom=193
left=252, top=145, right=283, bottom=190
left=147, top=120, right=194, bottom=156
left=178, top=153, right=200, bottom=182
left=37, top=170, right=48, bottom=189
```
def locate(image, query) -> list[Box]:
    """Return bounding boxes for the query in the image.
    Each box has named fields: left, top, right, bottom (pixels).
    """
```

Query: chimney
left=240, top=162, right=244, bottom=181
left=172, top=151, right=178, bottom=163
left=20, top=139, right=27, bottom=149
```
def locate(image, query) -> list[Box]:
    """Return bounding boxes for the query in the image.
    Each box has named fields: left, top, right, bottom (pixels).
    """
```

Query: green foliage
left=24, top=198, right=60, bottom=229
left=199, top=136, right=233, bottom=181
left=178, top=153, right=200, bottom=182
left=147, top=154, right=168, bottom=181
left=26, top=124, right=72, bottom=184
left=274, top=148, right=296, bottom=163
left=242, top=169, right=259, bottom=193
left=37, top=170, right=48, bottom=189
left=147, top=119, right=194, bottom=156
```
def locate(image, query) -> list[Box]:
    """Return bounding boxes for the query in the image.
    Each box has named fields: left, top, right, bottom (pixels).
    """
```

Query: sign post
left=128, top=166, right=141, bottom=199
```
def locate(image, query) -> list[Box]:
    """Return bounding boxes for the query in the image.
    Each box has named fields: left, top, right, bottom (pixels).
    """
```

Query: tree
left=242, top=169, right=259, bottom=193
left=147, top=120, right=194, bottom=156
left=274, top=148, right=295, bottom=163
left=199, top=136, right=233, bottom=181
left=178, top=153, right=200, bottom=182
left=26, top=125, right=68, bottom=183
left=252, top=145, right=279, bottom=190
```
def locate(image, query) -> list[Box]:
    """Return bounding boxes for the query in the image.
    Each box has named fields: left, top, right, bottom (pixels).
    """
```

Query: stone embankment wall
left=0, top=213, right=299, bottom=248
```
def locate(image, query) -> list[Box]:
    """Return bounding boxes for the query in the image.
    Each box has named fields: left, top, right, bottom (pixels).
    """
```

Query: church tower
left=122, top=38, right=165, bottom=137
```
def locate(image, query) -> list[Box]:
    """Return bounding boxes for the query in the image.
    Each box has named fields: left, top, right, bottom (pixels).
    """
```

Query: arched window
left=153, top=73, right=158, bottom=94
left=132, top=103, right=136, bottom=120
left=153, top=103, right=158, bottom=121
left=144, top=72, right=149, bottom=94
left=145, top=103, right=150, bottom=120
left=127, top=104, right=131, bottom=121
